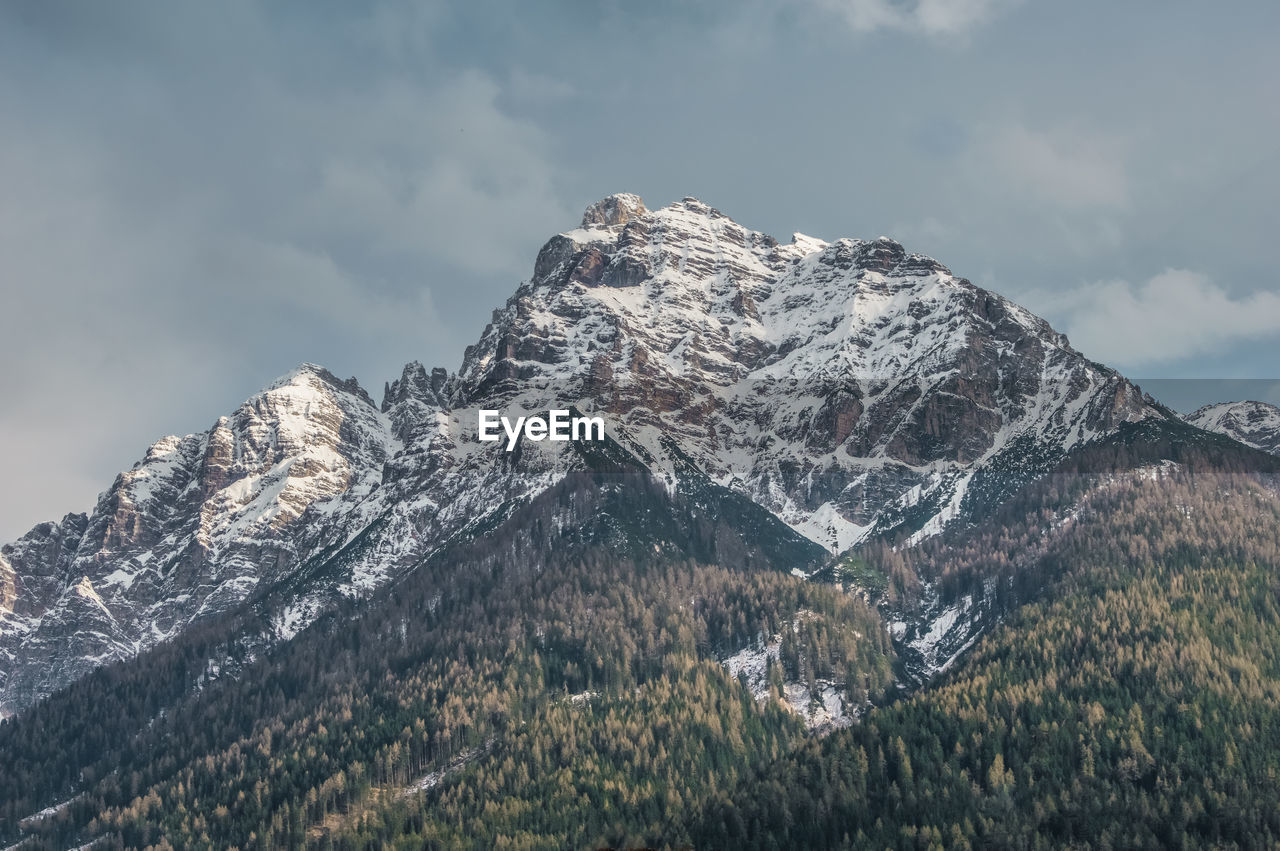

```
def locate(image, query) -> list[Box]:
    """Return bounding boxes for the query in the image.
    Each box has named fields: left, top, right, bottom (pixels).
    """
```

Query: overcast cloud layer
left=1, top=0, right=1278, bottom=541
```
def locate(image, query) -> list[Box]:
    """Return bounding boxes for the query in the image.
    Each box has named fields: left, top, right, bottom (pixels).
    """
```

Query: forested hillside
left=0, top=469, right=893, bottom=850
left=691, top=465, right=1280, bottom=848
left=8, top=417, right=1280, bottom=849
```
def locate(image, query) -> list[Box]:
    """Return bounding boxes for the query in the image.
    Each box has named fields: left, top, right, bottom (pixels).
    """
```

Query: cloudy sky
left=1, top=0, right=1278, bottom=541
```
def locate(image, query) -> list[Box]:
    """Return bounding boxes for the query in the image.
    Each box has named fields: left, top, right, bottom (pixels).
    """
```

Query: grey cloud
left=977, top=123, right=1130, bottom=210
left=808, top=0, right=1024, bottom=36
left=1, top=0, right=1278, bottom=542
left=0, top=3, right=570, bottom=541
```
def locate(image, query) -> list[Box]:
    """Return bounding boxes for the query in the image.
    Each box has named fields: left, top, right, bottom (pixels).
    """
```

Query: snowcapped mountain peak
left=1186, top=400, right=1280, bottom=456
left=450, top=195, right=1156, bottom=551
left=1, top=193, right=1164, bottom=716
left=789, top=232, right=829, bottom=253
left=0, top=362, right=397, bottom=713
left=383, top=361, right=450, bottom=441
left=480, top=196, right=1096, bottom=393
left=382, top=361, right=447, bottom=409
left=268, top=361, right=329, bottom=387
left=265, top=362, right=375, bottom=407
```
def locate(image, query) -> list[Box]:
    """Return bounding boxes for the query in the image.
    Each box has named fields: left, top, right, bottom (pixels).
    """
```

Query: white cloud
left=813, top=0, right=1021, bottom=36
left=1027, top=269, right=1280, bottom=368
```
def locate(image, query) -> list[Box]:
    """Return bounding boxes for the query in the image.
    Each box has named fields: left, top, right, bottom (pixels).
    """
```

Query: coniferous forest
left=4, top=431, right=1280, bottom=849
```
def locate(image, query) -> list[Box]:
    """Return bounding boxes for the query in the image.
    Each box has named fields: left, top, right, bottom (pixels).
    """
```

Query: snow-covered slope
left=0, top=365, right=394, bottom=713
left=1, top=193, right=1163, bottom=715
left=1186, top=401, right=1280, bottom=457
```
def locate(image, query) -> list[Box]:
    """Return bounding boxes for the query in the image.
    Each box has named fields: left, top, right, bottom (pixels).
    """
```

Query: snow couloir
left=478, top=409, right=605, bottom=451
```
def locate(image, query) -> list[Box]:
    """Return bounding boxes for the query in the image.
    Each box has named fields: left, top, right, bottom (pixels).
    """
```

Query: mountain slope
left=6, top=425, right=1270, bottom=849
left=688, top=464, right=1280, bottom=848
left=0, top=459, right=895, bottom=850
left=848, top=416, right=1280, bottom=687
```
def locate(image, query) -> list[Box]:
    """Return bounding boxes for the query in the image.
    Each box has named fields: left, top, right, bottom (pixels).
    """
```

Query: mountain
left=0, top=194, right=1165, bottom=717
left=3, top=195, right=1280, bottom=849
left=1186, top=400, right=1280, bottom=456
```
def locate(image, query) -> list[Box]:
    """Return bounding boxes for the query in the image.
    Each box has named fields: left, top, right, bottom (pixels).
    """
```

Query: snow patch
left=722, top=620, right=861, bottom=732
left=402, top=742, right=491, bottom=798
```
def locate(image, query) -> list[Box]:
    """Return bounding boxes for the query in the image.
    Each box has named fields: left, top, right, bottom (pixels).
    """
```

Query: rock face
left=0, top=193, right=1161, bottom=715
left=1186, top=400, right=1280, bottom=457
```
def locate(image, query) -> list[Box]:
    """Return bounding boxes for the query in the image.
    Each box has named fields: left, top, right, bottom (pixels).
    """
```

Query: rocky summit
left=0, top=193, right=1193, bottom=715
left=0, top=365, right=392, bottom=713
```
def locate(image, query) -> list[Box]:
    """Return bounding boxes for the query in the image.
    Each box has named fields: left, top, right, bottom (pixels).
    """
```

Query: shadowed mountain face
left=2, top=193, right=1159, bottom=715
